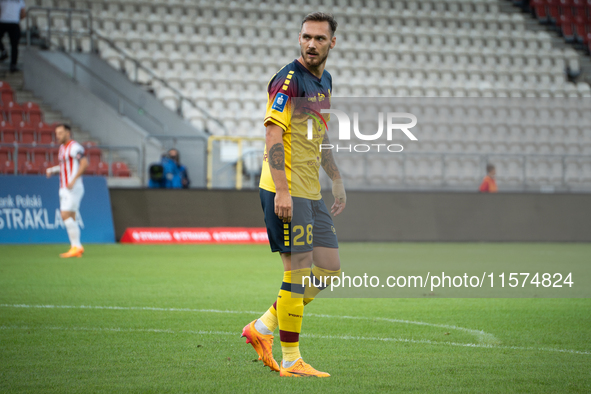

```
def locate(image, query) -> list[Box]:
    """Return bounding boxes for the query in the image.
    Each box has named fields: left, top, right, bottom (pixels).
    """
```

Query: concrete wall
left=109, top=189, right=591, bottom=242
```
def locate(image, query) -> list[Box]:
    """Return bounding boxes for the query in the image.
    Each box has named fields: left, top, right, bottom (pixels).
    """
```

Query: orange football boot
left=280, top=358, right=330, bottom=377
left=241, top=320, right=280, bottom=372
left=59, top=246, right=84, bottom=258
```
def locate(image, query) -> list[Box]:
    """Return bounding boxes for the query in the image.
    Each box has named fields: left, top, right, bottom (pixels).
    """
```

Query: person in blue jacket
left=149, top=149, right=190, bottom=189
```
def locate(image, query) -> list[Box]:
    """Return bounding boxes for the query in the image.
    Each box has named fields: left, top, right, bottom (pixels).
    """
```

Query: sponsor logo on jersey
left=272, top=92, right=289, bottom=112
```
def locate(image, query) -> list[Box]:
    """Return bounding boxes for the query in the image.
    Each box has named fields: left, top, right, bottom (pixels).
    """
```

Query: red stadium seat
left=573, top=15, right=589, bottom=40
left=112, top=161, right=131, bottom=177
left=560, top=0, right=574, bottom=17
left=40, top=160, right=56, bottom=175
left=96, top=161, right=109, bottom=176
left=547, top=0, right=561, bottom=22
left=559, top=15, right=575, bottom=39
left=533, top=0, right=549, bottom=21
left=0, top=81, right=14, bottom=107
left=15, top=147, right=30, bottom=166
left=85, top=161, right=97, bottom=175
left=23, top=102, right=43, bottom=124
left=573, top=0, right=587, bottom=15
left=36, top=122, right=55, bottom=144
left=85, top=146, right=102, bottom=165
left=6, top=102, right=24, bottom=124
left=0, top=147, right=10, bottom=162
left=0, top=123, right=16, bottom=143
left=532, top=0, right=549, bottom=21
left=21, top=161, right=41, bottom=175
left=17, top=122, right=36, bottom=144
left=31, top=147, right=48, bottom=164
left=48, top=146, right=60, bottom=163
left=0, top=160, right=15, bottom=174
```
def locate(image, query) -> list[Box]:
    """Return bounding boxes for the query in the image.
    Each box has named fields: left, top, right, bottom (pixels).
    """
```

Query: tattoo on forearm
left=321, top=133, right=340, bottom=180
left=268, top=143, right=285, bottom=171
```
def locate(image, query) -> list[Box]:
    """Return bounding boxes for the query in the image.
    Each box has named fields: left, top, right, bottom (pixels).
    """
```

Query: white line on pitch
left=0, top=325, right=589, bottom=356
left=0, top=303, right=498, bottom=344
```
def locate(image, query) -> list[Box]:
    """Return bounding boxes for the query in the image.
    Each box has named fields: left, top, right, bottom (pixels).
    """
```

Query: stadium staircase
left=504, top=0, right=591, bottom=85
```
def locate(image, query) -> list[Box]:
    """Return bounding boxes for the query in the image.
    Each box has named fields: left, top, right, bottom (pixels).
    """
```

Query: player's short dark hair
left=486, top=164, right=495, bottom=173
left=301, top=12, right=338, bottom=36
left=56, top=123, right=72, bottom=134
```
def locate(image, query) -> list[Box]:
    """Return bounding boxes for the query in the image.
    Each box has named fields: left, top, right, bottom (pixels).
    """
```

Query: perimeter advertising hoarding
left=0, top=176, right=115, bottom=244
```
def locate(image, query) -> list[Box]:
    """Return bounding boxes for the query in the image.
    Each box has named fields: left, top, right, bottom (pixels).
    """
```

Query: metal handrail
left=92, top=30, right=226, bottom=134
left=26, top=7, right=94, bottom=53
left=206, top=136, right=265, bottom=190
left=58, top=50, right=168, bottom=134
left=25, top=6, right=226, bottom=135
left=0, top=142, right=141, bottom=178
left=214, top=149, right=263, bottom=189
left=335, top=151, right=591, bottom=191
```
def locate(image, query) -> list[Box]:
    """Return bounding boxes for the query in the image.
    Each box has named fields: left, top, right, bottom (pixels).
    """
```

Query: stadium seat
left=48, top=146, right=60, bottom=163
left=572, top=0, right=587, bottom=16
left=547, top=0, right=562, bottom=22
left=0, top=122, right=16, bottom=143
left=560, top=0, right=575, bottom=18
left=23, top=102, right=43, bottom=124
left=37, top=126, right=55, bottom=144
left=85, top=145, right=102, bottom=165
left=0, top=81, right=13, bottom=106
left=21, top=161, right=42, bottom=175
left=112, top=161, right=131, bottom=177
left=18, top=123, right=36, bottom=144
left=13, top=147, right=29, bottom=167
left=96, top=161, right=109, bottom=176
left=559, top=15, right=575, bottom=40
left=6, top=102, right=24, bottom=125
left=0, top=159, right=14, bottom=175
left=0, top=146, right=10, bottom=162
left=31, top=147, right=48, bottom=164
left=85, top=160, right=98, bottom=175
left=573, top=15, right=589, bottom=41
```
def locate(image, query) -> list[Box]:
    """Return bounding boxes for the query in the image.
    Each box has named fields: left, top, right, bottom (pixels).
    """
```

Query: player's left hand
left=67, top=181, right=75, bottom=190
left=331, top=197, right=346, bottom=216
left=331, top=178, right=346, bottom=216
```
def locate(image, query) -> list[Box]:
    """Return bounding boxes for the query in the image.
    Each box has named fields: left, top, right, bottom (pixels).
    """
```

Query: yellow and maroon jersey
left=259, top=59, right=332, bottom=200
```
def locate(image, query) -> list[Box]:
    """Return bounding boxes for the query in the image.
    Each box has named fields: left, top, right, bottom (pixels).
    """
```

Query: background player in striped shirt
left=46, top=124, right=89, bottom=258
left=242, top=12, right=346, bottom=378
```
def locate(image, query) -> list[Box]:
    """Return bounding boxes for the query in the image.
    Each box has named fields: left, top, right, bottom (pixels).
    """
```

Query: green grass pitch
left=1, top=243, right=590, bottom=393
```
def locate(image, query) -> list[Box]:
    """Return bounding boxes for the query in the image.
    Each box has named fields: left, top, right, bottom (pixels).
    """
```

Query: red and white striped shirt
left=58, top=140, right=85, bottom=189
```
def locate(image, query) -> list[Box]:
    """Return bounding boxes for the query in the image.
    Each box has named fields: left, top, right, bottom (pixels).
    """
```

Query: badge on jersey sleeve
left=272, top=93, right=288, bottom=112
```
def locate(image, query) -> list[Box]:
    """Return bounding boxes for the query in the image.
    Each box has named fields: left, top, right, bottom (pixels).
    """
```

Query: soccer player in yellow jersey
left=242, top=12, right=346, bottom=378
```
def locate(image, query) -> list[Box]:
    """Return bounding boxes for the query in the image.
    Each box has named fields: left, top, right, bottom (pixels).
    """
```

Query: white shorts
left=59, top=185, right=85, bottom=212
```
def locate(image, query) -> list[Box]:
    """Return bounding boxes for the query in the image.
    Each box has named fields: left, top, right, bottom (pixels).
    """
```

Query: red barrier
left=120, top=227, right=269, bottom=244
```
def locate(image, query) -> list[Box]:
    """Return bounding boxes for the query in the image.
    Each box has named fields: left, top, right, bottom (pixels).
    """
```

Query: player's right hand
left=274, top=191, right=293, bottom=223
left=46, top=168, right=52, bottom=178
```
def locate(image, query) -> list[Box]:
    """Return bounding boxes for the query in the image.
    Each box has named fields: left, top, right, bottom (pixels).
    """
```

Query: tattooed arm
left=321, top=132, right=341, bottom=181
left=266, top=123, right=292, bottom=222
left=321, top=132, right=346, bottom=216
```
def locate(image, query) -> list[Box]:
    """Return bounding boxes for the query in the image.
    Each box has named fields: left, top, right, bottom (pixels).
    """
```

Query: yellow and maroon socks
left=277, top=268, right=310, bottom=367
left=303, top=266, right=341, bottom=306
left=255, top=302, right=278, bottom=335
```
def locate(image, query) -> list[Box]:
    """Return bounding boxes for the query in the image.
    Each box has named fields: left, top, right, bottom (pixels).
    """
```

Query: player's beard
left=301, top=48, right=329, bottom=70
